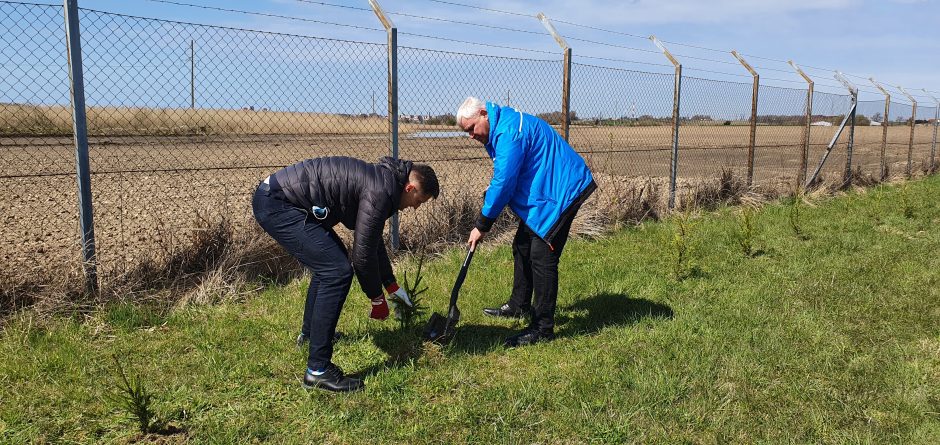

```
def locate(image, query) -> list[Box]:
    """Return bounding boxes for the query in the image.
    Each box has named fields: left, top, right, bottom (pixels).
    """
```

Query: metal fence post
left=651, top=36, right=681, bottom=209
left=63, top=0, right=98, bottom=295
left=835, top=72, right=857, bottom=187
left=923, top=89, right=939, bottom=173
left=732, top=51, right=759, bottom=186
left=897, top=86, right=917, bottom=178
left=369, top=0, right=400, bottom=249
left=870, top=78, right=891, bottom=180
left=536, top=13, right=571, bottom=142
left=789, top=61, right=813, bottom=188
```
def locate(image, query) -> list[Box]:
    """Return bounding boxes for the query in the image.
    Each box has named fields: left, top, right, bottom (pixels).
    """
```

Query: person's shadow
left=359, top=293, right=672, bottom=378
left=555, top=293, right=673, bottom=338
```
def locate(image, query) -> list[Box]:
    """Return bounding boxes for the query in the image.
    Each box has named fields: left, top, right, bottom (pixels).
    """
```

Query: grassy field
left=2, top=175, right=939, bottom=443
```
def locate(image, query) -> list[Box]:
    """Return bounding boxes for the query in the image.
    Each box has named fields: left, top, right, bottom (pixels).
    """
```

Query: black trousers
left=506, top=209, right=577, bottom=334
left=252, top=183, right=351, bottom=371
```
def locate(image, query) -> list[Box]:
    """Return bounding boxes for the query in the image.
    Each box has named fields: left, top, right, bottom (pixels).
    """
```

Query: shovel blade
left=423, top=308, right=460, bottom=344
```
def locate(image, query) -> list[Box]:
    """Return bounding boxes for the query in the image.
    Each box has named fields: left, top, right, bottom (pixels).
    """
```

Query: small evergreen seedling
left=110, top=354, right=156, bottom=435
left=669, top=211, right=697, bottom=280
left=788, top=192, right=806, bottom=239
left=735, top=206, right=758, bottom=257
left=396, top=253, right=428, bottom=329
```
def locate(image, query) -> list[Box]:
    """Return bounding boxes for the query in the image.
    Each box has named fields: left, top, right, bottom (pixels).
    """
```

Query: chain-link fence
left=1, top=1, right=938, bottom=302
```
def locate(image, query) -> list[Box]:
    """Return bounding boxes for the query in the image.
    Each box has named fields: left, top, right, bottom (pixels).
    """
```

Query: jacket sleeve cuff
left=475, top=212, right=496, bottom=233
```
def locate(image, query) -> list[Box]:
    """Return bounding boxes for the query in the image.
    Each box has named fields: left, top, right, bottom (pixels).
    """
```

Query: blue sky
left=3, top=0, right=937, bottom=118
left=71, top=0, right=939, bottom=100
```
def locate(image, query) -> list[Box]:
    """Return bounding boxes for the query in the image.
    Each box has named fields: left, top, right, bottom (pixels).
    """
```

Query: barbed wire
left=139, top=0, right=384, bottom=32
left=424, top=0, right=531, bottom=18
left=572, top=55, right=674, bottom=70
left=295, top=0, right=545, bottom=37
left=397, top=31, right=556, bottom=55
left=419, top=1, right=933, bottom=97
left=2, top=0, right=58, bottom=6
left=11, top=0, right=936, bottom=93
left=564, top=36, right=660, bottom=55
left=683, top=67, right=753, bottom=80
left=76, top=6, right=388, bottom=46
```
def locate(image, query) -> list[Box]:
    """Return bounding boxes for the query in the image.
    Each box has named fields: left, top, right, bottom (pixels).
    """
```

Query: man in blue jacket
left=458, top=97, right=596, bottom=347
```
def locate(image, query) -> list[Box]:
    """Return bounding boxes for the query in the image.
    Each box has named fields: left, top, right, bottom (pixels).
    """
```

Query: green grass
left=3, top=177, right=940, bottom=443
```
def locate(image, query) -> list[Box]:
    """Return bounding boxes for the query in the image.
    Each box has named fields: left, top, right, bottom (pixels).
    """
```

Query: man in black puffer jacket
left=253, top=156, right=439, bottom=392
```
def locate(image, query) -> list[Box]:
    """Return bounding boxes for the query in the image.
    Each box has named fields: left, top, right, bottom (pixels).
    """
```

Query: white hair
left=456, top=96, right=486, bottom=126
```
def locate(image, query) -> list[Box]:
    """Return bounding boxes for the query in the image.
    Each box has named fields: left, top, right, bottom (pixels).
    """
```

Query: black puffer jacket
left=272, top=156, right=411, bottom=298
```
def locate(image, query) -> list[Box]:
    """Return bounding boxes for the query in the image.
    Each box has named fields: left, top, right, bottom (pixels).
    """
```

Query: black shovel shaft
left=448, top=248, right=474, bottom=311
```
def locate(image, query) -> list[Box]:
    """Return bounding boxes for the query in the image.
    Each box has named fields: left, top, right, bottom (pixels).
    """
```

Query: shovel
left=423, top=246, right=474, bottom=343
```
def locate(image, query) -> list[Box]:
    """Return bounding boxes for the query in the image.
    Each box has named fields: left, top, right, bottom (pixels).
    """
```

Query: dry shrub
left=0, top=264, right=87, bottom=324
left=921, top=156, right=939, bottom=176
left=397, top=190, right=517, bottom=253
left=574, top=175, right=666, bottom=236
left=685, top=168, right=750, bottom=211
left=1, top=214, right=301, bottom=322
left=847, top=166, right=882, bottom=188
left=107, top=217, right=300, bottom=308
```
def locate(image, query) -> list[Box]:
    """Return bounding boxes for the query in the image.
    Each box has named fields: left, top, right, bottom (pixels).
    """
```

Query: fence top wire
left=684, top=68, right=753, bottom=80
left=573, top=55, right=674, bottom=71
left=2, top=0, right=57, bottom=6
left=425, top=0, right=531, bottom=18
left=572, top=61, right=674, bottom=77
left=398, top=32, right=556, bottom=55
left=401, top=46, right=557, bottom=63
left=76, top=6, right=387, bottom=46
left=138, top=0, right=384, bottom=32
left=683, top=74, right=756, bottom=88
left=297, top=0, right=546, bottom=36
left=420, top=0, right=912, bottom=90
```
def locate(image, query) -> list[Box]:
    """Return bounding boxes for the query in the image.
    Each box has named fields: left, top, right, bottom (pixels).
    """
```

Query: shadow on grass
left=359, top=294, right=672, bottom=377
left=359, top=322, right=516, bottom=378
left=556, top=293, right=673, bottom=338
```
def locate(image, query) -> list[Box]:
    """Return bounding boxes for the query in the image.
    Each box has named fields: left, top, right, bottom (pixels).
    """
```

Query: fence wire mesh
left=753, top=84, right=809, bottom=186
left=678, top=76, right=755, bottom=181
left=397, top=47, right=561, bottom=246
left=76, top=8, right=390, bottom=277
left=569, top=62, right=675, bottom=179
left=1, top=1, right=936, bottom=300
left=1, top=3, right=79, bottom=288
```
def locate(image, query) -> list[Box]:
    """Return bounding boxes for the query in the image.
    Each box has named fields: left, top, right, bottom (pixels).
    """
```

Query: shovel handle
left=448, top=247, right=474, bottom=309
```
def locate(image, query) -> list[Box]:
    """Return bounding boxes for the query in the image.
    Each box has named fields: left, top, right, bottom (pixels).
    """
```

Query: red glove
left=369, top=295, right=389, bottom=320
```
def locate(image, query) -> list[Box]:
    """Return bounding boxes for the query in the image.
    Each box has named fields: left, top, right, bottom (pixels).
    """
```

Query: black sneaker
left=302, top=364, right=364, bottom=393
left=295, top=332, right=343, bottom=349
left=504, top=328, right=555, bottom=347
left=482, top=303, right=530, bottom=319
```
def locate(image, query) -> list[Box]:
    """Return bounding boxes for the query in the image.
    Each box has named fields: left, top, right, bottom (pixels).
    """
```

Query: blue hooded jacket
left=477, top=102, right=596, bottom=244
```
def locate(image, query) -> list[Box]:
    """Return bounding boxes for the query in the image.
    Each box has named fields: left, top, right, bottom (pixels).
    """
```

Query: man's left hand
left=385, top=283, right=413, bottom=307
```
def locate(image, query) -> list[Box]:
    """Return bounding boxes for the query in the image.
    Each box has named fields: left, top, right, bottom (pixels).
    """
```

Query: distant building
left=869, top=121, right=882, bottom=126
left=811, top=121, right=833, bottom=127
